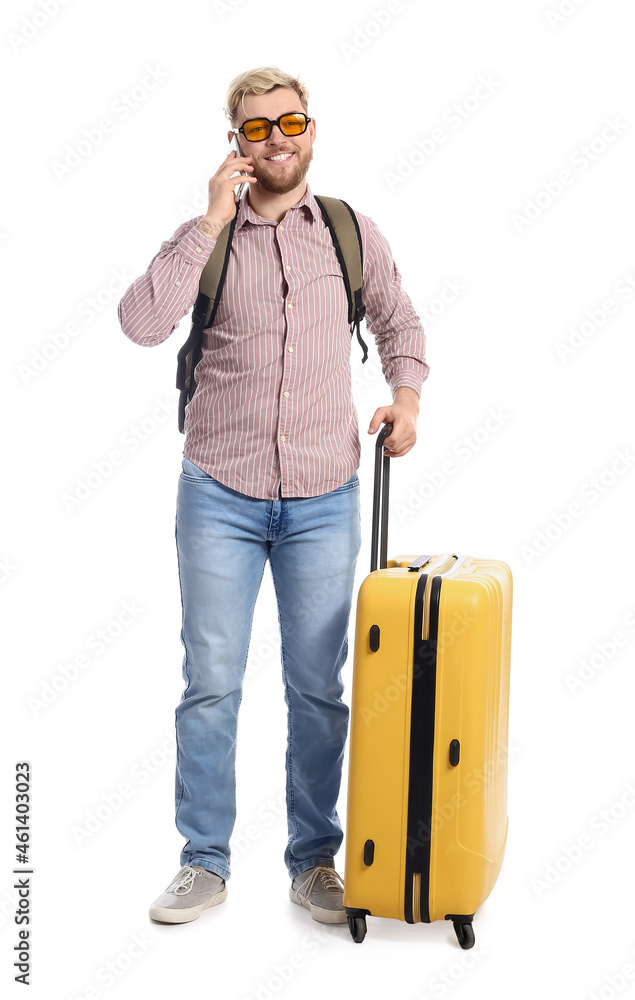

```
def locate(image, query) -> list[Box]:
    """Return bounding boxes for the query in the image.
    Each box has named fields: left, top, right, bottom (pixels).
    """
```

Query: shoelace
left=296, top=865, right=344, bottom=902
left=167, top=866, right=203, bottom=895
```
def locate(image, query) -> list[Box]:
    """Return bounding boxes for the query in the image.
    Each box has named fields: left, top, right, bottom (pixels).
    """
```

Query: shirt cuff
left=178, top=221, right=218, bottom=264
left=390, top=373, right=423, bottom=398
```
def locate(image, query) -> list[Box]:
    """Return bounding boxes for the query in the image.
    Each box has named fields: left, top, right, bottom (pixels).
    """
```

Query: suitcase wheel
left=345, top=909, right=368, bottom=943
left=453, top=920, right=475, bottom=950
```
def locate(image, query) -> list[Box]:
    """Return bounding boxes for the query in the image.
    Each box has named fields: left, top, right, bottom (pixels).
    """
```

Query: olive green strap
left=314, top=195, right=364, bottom=325
left=199, top=216, right=236, bottom=327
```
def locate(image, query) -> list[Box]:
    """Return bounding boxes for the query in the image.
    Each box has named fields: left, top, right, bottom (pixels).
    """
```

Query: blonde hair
left=224, top=66, right=309, bottom=125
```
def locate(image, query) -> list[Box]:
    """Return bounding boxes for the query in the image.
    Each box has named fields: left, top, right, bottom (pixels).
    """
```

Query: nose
left=265, top=122, right=288, bottom=142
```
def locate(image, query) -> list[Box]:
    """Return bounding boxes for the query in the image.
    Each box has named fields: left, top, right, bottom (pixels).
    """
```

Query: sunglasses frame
left=231, top=111, right=312, bottom=143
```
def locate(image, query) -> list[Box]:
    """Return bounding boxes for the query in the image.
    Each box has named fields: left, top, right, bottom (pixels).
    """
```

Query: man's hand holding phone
left=196, top=146, right=257, bottom=240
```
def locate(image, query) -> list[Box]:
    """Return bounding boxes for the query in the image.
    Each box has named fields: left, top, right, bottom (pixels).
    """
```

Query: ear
left=309, top=116, right=316, bottom=142
left=229, top=133, right=247, bottom=156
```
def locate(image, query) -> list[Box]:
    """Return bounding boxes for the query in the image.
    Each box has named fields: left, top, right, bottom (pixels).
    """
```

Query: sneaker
left=289, top=865, right=347, bottom=924
left=149, top=865, right=227, bottom=923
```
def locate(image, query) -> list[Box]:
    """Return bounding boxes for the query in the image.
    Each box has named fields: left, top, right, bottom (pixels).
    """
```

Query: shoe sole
left=289, top=886, right=347, bottom=924
left=149, top=888, right=228, bottom=924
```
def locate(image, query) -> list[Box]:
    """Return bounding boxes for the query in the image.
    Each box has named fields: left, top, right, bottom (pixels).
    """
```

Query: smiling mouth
left=265, top=152, right=295, bottom=163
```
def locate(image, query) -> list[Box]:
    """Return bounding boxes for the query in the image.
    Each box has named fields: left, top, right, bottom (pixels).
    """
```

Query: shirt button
left=175, top=280, right=181, bottom=286
left=280, top=435, right=286, bottom=442
left=288, top=303, right=294, bottom=310
left=286, top=265, right=291, bottom=271
left=288, top=346, right=294, bottom=352
left=279, top=225, right=285, bottom=231
left=283, top=391, right=289, bottom=397
left=195, top=247, right=202, bottom=253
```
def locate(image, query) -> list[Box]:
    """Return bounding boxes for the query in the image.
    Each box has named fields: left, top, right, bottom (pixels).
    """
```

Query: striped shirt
left=117, top=183, right=429, bottom=499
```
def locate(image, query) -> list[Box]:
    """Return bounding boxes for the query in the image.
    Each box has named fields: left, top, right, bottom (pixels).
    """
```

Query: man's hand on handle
left=368, top=386, right=420, bottom=457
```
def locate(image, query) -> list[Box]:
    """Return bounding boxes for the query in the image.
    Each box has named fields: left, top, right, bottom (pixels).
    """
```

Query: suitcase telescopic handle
left=370, top=423, right=393, bottom=573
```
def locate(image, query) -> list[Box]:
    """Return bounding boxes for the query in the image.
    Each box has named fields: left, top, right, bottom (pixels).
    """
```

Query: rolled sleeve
left=390, top=370, right=424, bottom=398
left=177, top=221, right=218, bottom=264
left=358, top=214, right=429, bottom=395
left=117, top=216, right=218, bottom=347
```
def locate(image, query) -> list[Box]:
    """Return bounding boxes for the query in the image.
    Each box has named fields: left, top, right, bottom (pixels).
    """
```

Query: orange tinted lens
left=243, top=119, right=270, bottom=140
left=280, top=114, right=306, bottom=135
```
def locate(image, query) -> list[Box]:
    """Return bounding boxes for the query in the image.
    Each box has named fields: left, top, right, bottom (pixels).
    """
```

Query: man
left=118, top=65, right=429, bottom=925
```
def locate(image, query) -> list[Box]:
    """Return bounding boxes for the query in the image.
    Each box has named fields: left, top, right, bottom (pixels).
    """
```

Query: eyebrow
left=240, top=110, right=305, bottom=123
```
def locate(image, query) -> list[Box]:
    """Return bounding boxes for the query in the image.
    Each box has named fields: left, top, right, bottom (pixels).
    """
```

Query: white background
left=3, top=0, right=635, bottom=997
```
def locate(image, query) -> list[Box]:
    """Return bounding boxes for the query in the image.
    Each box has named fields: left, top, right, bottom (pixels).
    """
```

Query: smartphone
left=229, top=134, right=249, bottom=202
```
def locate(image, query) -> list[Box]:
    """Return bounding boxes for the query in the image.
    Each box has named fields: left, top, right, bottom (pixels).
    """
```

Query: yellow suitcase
left=343, top=424, right=513, bottom=948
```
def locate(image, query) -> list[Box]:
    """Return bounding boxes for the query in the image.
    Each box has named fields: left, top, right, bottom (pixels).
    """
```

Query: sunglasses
left=231, top=111, right=312, bottom=143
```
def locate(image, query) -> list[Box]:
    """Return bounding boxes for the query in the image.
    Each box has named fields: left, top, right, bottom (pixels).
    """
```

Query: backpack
left=175, top=195, right=369, bottom=433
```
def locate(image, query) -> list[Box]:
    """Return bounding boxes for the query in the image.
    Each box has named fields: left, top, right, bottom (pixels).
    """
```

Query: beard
left=251, top=143, right=314, bottom=195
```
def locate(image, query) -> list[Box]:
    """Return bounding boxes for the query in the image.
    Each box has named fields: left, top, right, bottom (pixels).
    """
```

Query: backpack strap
left=313, top=195, right=369, bottom=364
left=175, top=214, right=237, bottom=433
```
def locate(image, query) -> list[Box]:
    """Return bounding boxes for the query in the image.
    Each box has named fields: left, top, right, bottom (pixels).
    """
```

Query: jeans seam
left=229, top=556, right=269, bottom=852
left=174, top=504, right=188, bottom=820
left=269, top=559, right=300, bottom=853
left=290, top=858, right=336, bottom=879
left=331, top=476, right=359, bottom=495
left=187, top=859, right=229, bottom=880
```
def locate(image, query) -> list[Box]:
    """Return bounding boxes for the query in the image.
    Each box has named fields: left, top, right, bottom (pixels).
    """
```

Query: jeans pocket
left=330, top=471, right=359, bottom=494
left=180, top=457, right=216, bottom=482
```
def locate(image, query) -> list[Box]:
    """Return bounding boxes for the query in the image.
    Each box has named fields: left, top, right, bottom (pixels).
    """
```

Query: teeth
left=267, top=153, right=293, bottom=162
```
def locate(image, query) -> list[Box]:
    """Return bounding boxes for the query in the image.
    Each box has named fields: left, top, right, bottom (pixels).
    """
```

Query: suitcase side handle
left=370, top=423, right=393, bottom=572
left=407, top=555, right=434, bottom=572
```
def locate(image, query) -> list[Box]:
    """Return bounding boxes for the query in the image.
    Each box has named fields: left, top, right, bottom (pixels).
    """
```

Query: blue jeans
left=174, top=456, right=362, bottom=881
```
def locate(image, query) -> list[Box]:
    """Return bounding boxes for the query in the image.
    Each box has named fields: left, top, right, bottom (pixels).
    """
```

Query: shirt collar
left=235, top=182, right=319, bottom=229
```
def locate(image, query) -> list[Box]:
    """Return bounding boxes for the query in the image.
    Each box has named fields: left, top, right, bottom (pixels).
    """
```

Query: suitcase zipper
left=430, top=553, right=458, bottom=576
left=405, top=570, right=443, bottom=923
left=412, top=872, right=421, bottom=923
left=421, top=555, right=455, bottom=643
